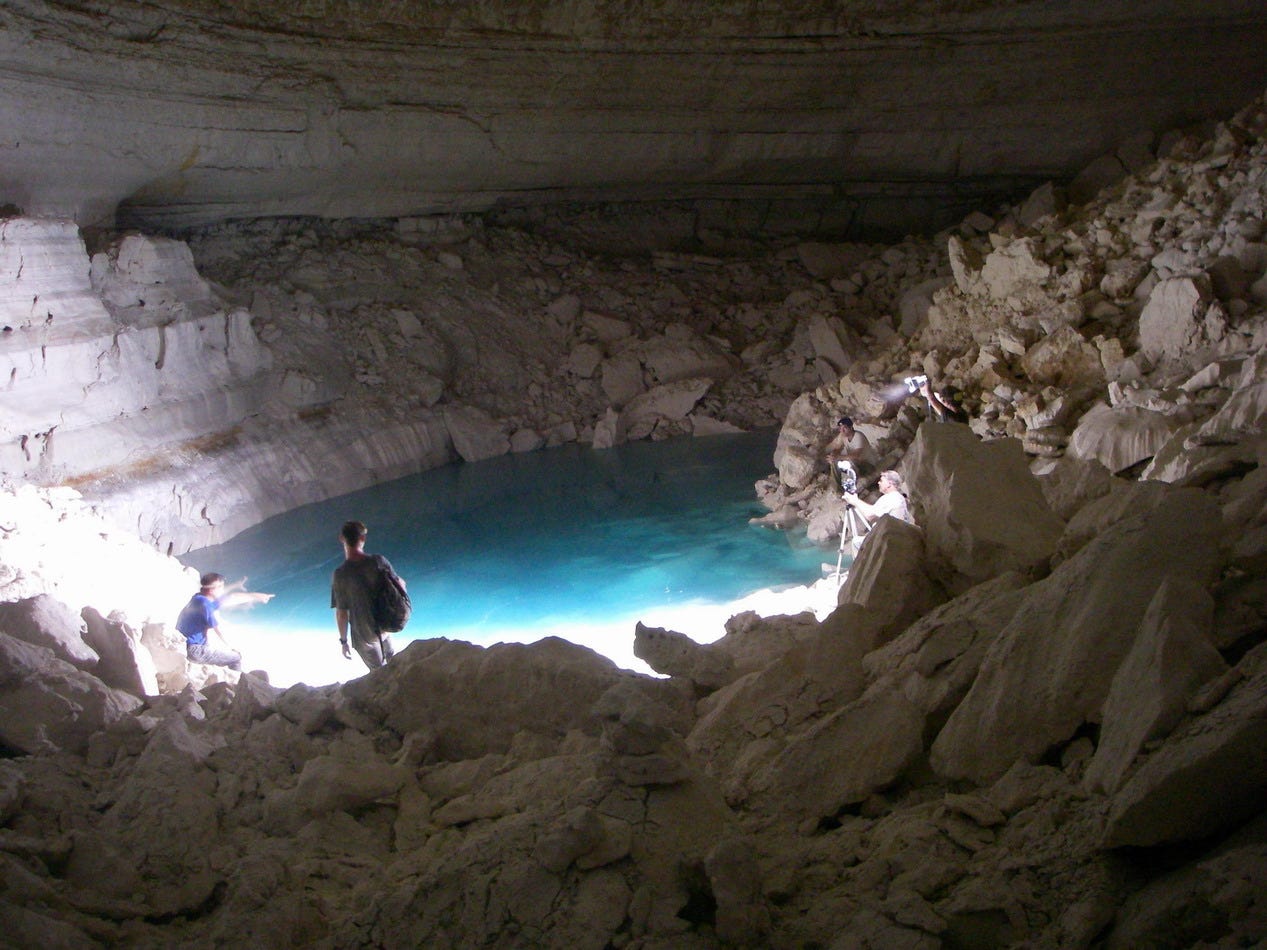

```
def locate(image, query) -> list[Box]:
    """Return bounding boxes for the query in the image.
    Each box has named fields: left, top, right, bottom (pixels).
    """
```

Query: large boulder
left=930, top=488, right=1224, bottom=785
left=619, top=376, right=712, bottom=439
left=686, top=603, right=879, bottom=803
left=1067, top=403, right=1186, bottom=474
left=1138, top=274, right=1224, bottom=363
left=344, top=637, right=667, bottom=762
left=773, top=393, right=836, bottom=490
left=443, top=404, right=510, bottom=462
left=742, top=684, right=926, bottom=825
left=81, top=606, right=160, bottom=698
left=903, top=422, right=1065, bottom=590
left=1083, top=575, right=1228, bottom=794
left=0, top=595, right=98, bottom=671
left=0, top=632, right=142, bottom=754
left=1102, top=644, right=1267, bottom=848
left=838, top=516, right=947, bottom=649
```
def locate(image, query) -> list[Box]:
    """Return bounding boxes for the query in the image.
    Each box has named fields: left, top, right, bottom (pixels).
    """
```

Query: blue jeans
left=187, top=641, right=242, bottom=671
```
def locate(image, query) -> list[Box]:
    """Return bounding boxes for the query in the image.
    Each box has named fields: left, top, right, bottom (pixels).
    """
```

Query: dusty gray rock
left=0, top=594, right=97, bottom=671
left=1102, top=644, right=1267, bottom=848
left=744, top=684, right=926, bottom=825
left=1084, top=575, right=1228, bottom=794
left=903, top=421, right=1065, bottom=590
left=930, top=489, right=1224, bottom=785
left=0, top=632, right=142, bottom=754
left=443, top=404, right=511, bottom=462
left=838, top=516, right=946, bottom=649
left=633, top=622, right=735, bottom=691
left=1067, top=403, right=1187, bottom=474
left=81, top=606, right=159, bottom=698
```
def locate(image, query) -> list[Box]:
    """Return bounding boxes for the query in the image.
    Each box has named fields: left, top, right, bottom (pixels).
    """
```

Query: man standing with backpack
left=331, top=520, right=409, bottom=670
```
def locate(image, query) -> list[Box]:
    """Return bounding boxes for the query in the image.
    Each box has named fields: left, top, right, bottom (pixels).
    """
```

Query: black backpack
left=371, top=556, right=411, bottom=633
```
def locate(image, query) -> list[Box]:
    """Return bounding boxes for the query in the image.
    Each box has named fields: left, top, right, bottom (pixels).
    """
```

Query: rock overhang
left=2, top=0, right=1267, bottom=233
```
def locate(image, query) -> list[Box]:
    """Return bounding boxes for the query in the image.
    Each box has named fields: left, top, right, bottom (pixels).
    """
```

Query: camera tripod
left=828, top=504, right=870, bottom=587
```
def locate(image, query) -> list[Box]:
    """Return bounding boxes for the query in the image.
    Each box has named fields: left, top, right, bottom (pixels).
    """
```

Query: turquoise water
left=183, top=429, right=830, bottom=684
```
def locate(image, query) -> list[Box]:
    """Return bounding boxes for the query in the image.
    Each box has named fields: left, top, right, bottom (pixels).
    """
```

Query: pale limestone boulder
left=509, top=427, right=545, bottom=452
left=744, top=684, right=925, bottom=824
left=1189, top=353, right=1267, bottom=440
left=1067, top=402, right=1185, bottom=474
left=686, top=604, right=878, bottom=800
left=903, top=422, right=1064, bottom=589
left=534, top=805, right=632, bottom=873
left=0, top=594, right=98, bottom=671
left=600, top=351, right=644, bottom=407
left=946, top=235, right=984, bottom=295
left=979, top=238, right=1051, bottom=301
left=91, top=233, right=216, bottom=310
left=1017, top=181, right=1066, bottom=229
left=95, top=715, right=226, bottom=917
left=1102, top=645, right=1267, bottom=848
left=633, top=622, right=734, bottom=691
left=1069, top=152, right=1128, bottom=203
left=899, top=277, right=953, bottom=336
left=807, top=313, right=854, bottom=375
left=81, top=606, right=159, bottom=698
left=930, top=489, right=1224, bottom=785
left=1138, top=274, right=1221, bottom=362
left=795, top=242, right=873, bottom=280
left=443, top=403, right=510, bottom=462
left=1105, top=820, right=1267, bottom=949
left=589, top=406, right=620, bottom=448
left=1053, top=479, right=1180, bottom=564
left=773, top=392, right=835, bottom=490
left=1100, top=257, right=1151, bottom=300
left=838, top=516, right=946, bottom=650
left=1033, top=453, right=1116, bottom=522
left=706, top=837, right=771, bottom=945
left=862, top=572, right=1030, bottom=723
left=632, top=326, right=737, bottom=386
left=567, top=341, right=604, bottom=378
left=0, top=632, right=142, bottom=754
left=618, top=376, right=711, bottom=438
left=1019, top=324, right=1104, bottom=390
left=0, top=763, right=21, bottom=824
left=268, top=750, right=408, bottom=829
left=345, top=637, right=653, bottom=763
left=709, top=610, right=822, bottom=680
left=581, top=310, right=631, bottom=343
left=1141, top=356, right=1267, bottom=482
left=1084, top=576, right=1228, bottom=794
left=688, top=412, right=744, bottom=435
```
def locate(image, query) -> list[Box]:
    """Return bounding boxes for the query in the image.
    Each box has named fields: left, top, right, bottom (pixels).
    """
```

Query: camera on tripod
left=903, top=374, right=929, bottom=395
left=836, top=460, right=858, bottom=495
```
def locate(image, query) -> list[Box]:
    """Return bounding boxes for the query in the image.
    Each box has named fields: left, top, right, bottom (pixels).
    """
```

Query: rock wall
left=2, top=1, right=1266, bottom=232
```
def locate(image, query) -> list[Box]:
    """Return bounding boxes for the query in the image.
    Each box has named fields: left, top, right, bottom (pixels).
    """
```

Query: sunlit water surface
left=182, top=430, right=832, bottom=686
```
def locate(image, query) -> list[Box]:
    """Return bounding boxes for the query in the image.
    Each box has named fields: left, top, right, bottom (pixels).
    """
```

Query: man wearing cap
left=824, top=416, right=880, bottom=493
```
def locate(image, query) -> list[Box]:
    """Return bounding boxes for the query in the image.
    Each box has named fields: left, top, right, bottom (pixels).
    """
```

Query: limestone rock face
left=0, top=632, right=142, bottom=754
left=3, top=2, right=1265, bottom=231
left=903, top=422, right=1065, bottom=589
left=1084, top=575, right=1228, bottom=795
left=930, top=489, right=1223, bottom=785
left=1103, top=645, right=1267, bottom=848
left=0, top=594, right=97, bottom=671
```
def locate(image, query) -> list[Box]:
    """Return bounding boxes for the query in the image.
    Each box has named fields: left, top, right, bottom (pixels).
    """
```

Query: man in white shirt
left=824, top=416, right=880, bottom=492
left=841, top=469, right=913, bottom=554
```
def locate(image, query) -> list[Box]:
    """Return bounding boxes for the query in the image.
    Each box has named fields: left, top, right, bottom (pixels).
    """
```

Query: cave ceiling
left=1, top=0, right=1266, bottom=235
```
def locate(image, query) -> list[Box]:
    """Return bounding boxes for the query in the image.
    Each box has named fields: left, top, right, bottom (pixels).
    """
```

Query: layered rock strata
left=2, top=1, right=1267, bottom=231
